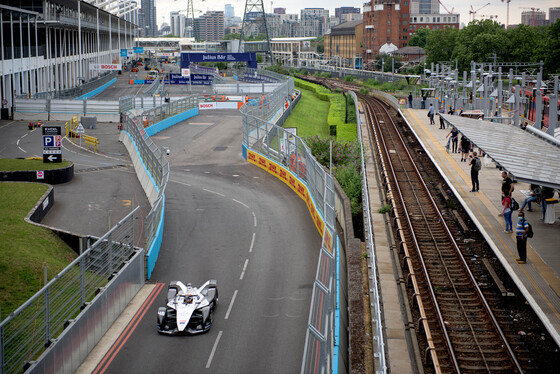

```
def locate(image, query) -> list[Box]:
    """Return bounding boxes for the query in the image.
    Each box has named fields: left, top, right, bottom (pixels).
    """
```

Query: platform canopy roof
left=440, top=114, right=560, bottom=190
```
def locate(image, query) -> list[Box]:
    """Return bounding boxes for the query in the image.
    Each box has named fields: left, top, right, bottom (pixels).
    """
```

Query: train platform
left=400, top=108, right=560, bottom=348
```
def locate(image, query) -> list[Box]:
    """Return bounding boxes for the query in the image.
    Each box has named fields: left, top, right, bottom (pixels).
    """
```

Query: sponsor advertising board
left=90, top=64, right=122, bottom=71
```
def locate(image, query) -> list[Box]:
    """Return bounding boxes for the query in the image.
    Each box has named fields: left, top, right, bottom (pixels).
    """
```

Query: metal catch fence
left=138, top=95, right=198, bottom=130
left=240, top=70, right=338, bottom=373
left=0, top=207, right=139, bottom=374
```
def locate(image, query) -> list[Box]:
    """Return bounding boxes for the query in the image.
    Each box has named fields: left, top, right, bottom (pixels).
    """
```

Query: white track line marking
left=202, top=188, right=225, bottom=197
left=171, top=179, right=192, bottom=187
left=240, top=259, right=249, bottom=280
left=18, top=147, right=27, bottom=153
left=205, top=330, right=223, bottom=369
left=16, top=139, right=20, bottom=145
left=225, top=290, right=238, bottom=320
left=252, top=211, right=257, bottom=227
left=232, top=198, right=249, bottom=208
left=249, top=232, right=255, bottom=253
left=0, top=121, right=16, bottom=129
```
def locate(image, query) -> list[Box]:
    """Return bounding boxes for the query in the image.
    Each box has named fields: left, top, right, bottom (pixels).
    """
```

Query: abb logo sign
left=199, top=102, right=216, bottom=110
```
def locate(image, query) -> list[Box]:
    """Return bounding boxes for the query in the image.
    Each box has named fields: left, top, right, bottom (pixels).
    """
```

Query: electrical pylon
left=239, top=0, right=271, bottom=59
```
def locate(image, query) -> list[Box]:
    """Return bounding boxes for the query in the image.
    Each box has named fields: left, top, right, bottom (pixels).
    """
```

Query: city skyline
left=154, top=0, right=559, bottom=29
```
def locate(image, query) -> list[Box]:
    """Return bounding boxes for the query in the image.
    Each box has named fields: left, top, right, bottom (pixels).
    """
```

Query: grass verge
left=0, top=183, right=77, bottom=316
left=0, top=158, right=71, bottom=171
left=284, top=87, right=331, bottom=137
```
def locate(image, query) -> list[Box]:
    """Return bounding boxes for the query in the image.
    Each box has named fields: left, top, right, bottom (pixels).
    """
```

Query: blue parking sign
left=43, top=135, right=54, bottom=147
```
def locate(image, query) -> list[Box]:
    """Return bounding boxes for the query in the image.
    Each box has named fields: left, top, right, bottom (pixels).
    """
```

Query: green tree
left=537, top=19, right=560, bottom=75
left=223, top=33, right=240, bottom=40
left=504, top=24, right=542, bottom=62
left=409, top=27, right=431, bottom=48
left=452, top=19, right=506, bottom=71
left=424, top=26, right=459, bottom=67
left=374, top=53, right=402, bottom=72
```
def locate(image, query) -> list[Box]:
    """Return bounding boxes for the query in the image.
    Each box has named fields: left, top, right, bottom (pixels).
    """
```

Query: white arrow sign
left=47, top=155, right=57, bottom=162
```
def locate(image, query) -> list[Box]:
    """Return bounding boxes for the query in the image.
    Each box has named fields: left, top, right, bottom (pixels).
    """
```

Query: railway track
left=360, top=94, right=524, bottom=373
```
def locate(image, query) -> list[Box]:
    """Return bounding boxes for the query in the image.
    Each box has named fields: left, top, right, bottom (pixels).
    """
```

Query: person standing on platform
left=447, top=127, right=459, bottom=153
left=421, top=95, right=426, bottom=109
left=428, top=103, right=435, bottom=125
left=469, top=151, right=481, bottom=192
left=408, top=92, right=413, bottom=108
left=500, top=193, right=513, bottom=233
left=438, top=107, right=445, bottom=129
left=501, top=171, right=514, bottom=197
left=459, top=135, right=470, bottom=161
left=515, top=211, right=530, bottom=264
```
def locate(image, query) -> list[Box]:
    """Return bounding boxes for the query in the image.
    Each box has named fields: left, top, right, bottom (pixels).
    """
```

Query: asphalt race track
left=99, top=110, right=322, bottom=373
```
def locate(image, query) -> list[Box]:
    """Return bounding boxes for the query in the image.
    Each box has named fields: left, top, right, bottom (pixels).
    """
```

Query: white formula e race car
left=157, top=280, right=218, bottom=335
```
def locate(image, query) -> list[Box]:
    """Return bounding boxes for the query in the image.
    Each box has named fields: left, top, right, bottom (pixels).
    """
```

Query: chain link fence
left=0, top=208, right=140, bottom=374
left=240, top=71, right=338, bottom=373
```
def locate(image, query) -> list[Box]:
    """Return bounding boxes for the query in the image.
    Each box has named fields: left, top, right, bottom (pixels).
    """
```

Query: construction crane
left=438, top=1, right=454, bottom=15
left=519, top=7, right=540, bottom=27
left=469, top=3, right=491, bottom=22
left=501, top=0, right=511, bottom=28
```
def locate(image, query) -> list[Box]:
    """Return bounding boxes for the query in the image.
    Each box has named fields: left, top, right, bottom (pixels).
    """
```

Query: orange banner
left=247, top=149, right=334, bottom=253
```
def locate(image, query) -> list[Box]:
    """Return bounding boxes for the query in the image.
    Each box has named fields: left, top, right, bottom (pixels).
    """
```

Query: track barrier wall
left=119, top=94, right=198, bottom=278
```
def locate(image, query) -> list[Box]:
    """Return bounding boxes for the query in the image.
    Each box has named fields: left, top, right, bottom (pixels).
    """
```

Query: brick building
left=362, top=0, right=459, bottom=70
left=362, top=1, right=410, bottom=69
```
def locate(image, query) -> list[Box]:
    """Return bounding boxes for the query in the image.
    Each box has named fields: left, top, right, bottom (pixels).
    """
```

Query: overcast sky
left=155, top=0, right=558, bottom=28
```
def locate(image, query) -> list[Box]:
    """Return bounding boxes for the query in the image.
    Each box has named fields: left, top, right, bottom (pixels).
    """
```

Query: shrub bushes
left=294, top=78, right=351, bottom=141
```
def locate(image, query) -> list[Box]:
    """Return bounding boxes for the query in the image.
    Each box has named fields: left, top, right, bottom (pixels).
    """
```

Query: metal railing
left=27, top=72, right=117, bottom=99
left=240, top=70, right=338, bottom=373
left=141, top=72, right=161, bottom=96
left=349, top=91, right=387, bottom=373
left=138, top=95, right=198, bottom=130
left=0, top=207, right=139, bottom=374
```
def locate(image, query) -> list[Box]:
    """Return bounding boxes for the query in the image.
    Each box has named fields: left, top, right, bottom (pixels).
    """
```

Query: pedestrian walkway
left=401, top=108, right=560, bottom=347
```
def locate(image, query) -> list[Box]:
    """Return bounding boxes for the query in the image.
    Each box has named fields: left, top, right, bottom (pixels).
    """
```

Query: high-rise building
left=411, top=0, right=439, bottom=14
left=170, top=11, right=186, bottom=37
left=335, top=7, right=360, bottom=20
left=301, top=8, right=329, bottom=21
left=194, top=11, right=225, bottom=41
left=141, top=0, right=157, bottom=36
left=521, top=10, right=547, bottom=27
left=550, top=7, right=560, bottom=24
left=225, top=4, right=235, bottom=19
